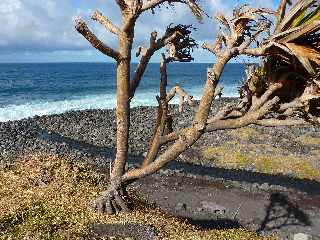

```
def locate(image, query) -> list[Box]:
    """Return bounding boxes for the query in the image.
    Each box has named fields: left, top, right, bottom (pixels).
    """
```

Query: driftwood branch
left=75, top=19, right=120, bottom=61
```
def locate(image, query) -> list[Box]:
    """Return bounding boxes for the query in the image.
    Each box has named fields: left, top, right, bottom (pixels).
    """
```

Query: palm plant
left=271, top=0, right=320, bottom=73
left=240, top=0, right=320, bottom=121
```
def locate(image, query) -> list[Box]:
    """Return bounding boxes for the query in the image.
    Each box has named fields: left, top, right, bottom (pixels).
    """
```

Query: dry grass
left=202, top=142, right=320, bottom=180
left=297, top=134, right=320, bottom=146
left=0, top=153, right=274, bottom=240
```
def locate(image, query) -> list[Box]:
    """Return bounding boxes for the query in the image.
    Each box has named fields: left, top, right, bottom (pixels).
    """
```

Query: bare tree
left=75, top=0, right=203, bottom=214
left=76, top=0, right=320, bottom=214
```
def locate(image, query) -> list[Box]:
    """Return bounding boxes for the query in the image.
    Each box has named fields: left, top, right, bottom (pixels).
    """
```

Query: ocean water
left=0, top=63, right=245, bottom=122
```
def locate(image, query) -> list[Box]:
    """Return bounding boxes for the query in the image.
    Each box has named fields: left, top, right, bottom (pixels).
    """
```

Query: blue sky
left=0, top=0, right=278, bottom=63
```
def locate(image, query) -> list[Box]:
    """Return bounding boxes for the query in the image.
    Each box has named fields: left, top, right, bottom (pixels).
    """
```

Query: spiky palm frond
left=265, top=0, right=320, bottom=74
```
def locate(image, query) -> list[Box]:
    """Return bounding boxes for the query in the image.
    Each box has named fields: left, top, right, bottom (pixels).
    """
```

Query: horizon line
left=0, top=61, right=257, bottom=64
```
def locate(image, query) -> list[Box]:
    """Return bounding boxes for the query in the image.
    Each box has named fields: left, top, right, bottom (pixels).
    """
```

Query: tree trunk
left=90, top=177, right=131, bottom=214
left=111, top=35, right=131, bottom=180
left=93, top=28, right=134, bottom=214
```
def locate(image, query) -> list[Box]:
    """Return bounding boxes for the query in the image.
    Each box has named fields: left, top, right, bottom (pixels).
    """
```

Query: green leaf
left=276, top=0, right=316, bottom=32
left=280, top=20, right=320, bottom=43
left=292, top=10, right=306, bottom=27
left=300, top=5, right=320, bottom=25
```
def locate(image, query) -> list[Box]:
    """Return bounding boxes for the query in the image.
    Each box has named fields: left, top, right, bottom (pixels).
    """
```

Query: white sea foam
left=0, top=85, right=239, bottom=122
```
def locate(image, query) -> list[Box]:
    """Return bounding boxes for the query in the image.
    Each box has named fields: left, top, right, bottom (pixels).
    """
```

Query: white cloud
left=0, top=0, right=278, bottom=62
left=0, top=0, right=87, bottom=53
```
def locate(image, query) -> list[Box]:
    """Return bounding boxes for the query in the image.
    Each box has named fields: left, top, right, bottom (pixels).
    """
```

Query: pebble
left=175, top=202, right=187, bottom=211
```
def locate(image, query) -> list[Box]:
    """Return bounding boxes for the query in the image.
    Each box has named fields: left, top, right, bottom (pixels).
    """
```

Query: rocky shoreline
left=1, top=97, right=320, bottom=194
left=1, top=98, right=237, bottom=163
left=1, top=97, right=320, bottom=179
left=1, top=97, right=319, bottom=165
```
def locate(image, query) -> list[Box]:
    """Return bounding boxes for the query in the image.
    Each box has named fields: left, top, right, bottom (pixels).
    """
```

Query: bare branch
left=207, top=103, right=235, bottom=123
left=279, top=99, right=304, bottom=112
left=75, top=19, right=120, bottom=61
left=166, top=85, right=195, bottom=112
left=142, top=54, right=169, bottom=167
left=123, top=96, right=281, bottom=182
left=142, top=98, right=168, bottom=167
left=129, top=31, right=158, bottom=98
left=141, top=0, right=168, bottom=12
left=249, top=83, right=283, bottom=112
left=206, top=96, right=280, bottom=133
left=92, top=10, right=121, bottom=35
left=141, top=0, right=203, bottom=22
left=123, top=136, right=189, bottom=181
left=202, top=35, right=223, bottom=56
left=256, top=118, right=307, bottom=127
left=130, top=25, right=196, bottom=98
left=115, top=0, right=127, bottom=11
left=130, top=29, right=180, bottom=98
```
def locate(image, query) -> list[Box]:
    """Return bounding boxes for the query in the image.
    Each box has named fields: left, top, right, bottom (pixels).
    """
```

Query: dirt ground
left=133, top=170, right=320, bottom=240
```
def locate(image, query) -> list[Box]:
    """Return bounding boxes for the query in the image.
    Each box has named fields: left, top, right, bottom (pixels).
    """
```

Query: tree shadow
left=38, top=128, right=116, bottom=159
left=186, top=218, right=242, bottom=230
left=90, top=222, right=158, bottom=240
left=37, top=128, right=144, bottom=166
left=167, top=161, right=320, bottom=196
left=258, top=192, right=312, bottom=232
left=37, top=128, right=316, bottom=236
left=38, top=127, right=320, bottom=197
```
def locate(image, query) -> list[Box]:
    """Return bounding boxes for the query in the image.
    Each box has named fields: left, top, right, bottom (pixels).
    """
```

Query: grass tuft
left=297, top=134, right=320, bottom=146
left=202, top=142, right=320, bottom=180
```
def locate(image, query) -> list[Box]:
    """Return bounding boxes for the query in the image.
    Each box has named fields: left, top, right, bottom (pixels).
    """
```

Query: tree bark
left=111, top=33, right=132, bottom=180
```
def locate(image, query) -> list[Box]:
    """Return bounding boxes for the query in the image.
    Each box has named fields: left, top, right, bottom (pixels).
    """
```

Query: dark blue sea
left=0, top=63, right=245, bottom=122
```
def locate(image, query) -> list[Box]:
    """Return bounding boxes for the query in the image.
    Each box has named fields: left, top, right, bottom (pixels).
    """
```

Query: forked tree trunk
left=93, top=54, right=232, bottom=214
left=79, top=1, right=318, bottom=215
left=121, top=55, right=232, bottom=182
